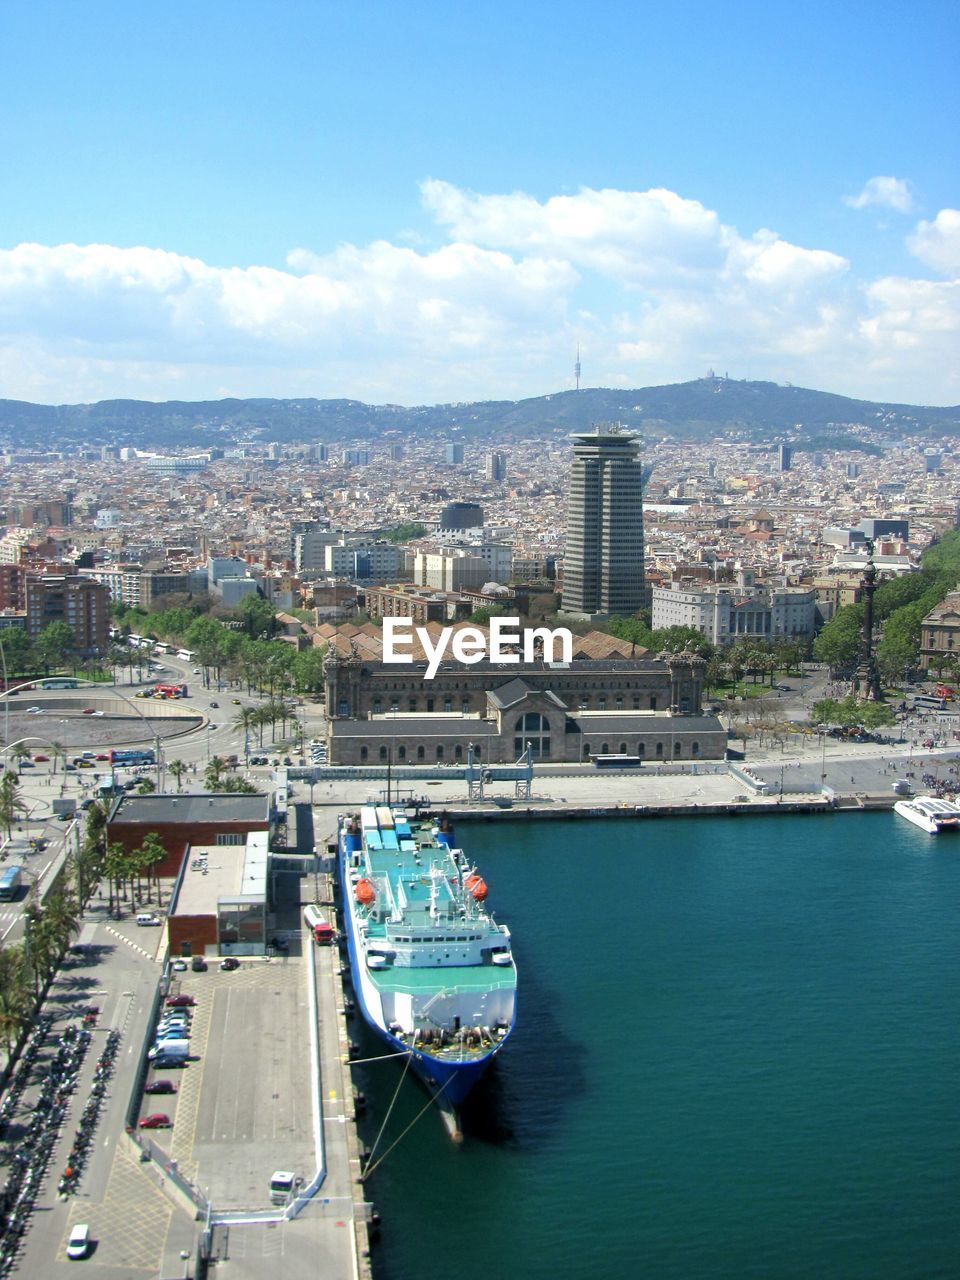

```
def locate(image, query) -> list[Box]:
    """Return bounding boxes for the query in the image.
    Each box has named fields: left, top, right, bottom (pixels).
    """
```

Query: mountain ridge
left=2, top=378, right=958, bottom=449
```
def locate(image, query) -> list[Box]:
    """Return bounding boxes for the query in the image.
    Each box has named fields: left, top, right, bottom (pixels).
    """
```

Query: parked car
left=166, top=995, right=196, bottom=1008
left=144, top=1080, right=177, bottom=1095
left=220, top=957, right=240, bottom=971
left=66, top=1223, right=90, bottom=1260
left=139, top=1113, right=171, bottom=1129
left=81, top=707, right=96, bottom=715
left=33, top=753, right=50, bottom=762
left=172, top=959, right=188, bottom=971
left=191, top=956, right=207, bottom=972
left=209, top=700, right=219, bottom=708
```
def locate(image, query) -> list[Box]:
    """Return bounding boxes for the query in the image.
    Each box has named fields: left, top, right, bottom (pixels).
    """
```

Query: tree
left=291, top=647, right=326, bottom=695
left=468, top=604, right=509, bottom=626
left=233, top=707, right=258, bottom=761
left=0, top=629, right=32, bottom=675
left=204, top=756, right=229, bottom=790
left=0, top=942, right=31, bottom=1057
left=33, top=622, right=76, bottom=673
left=0, top=771, right=27, bottom=838
left=104, top=842, right=128, bottom=915
left=137, top=832, right=166, bottom=905
left=135, top=776, right=156, bottom=795
left=235, top=594, right=278, bottom=640
left=168, top=759, right=187, bottom=792
left=9, top=744, right=31, bottom=776
left=812, top=605, right=863, bottom=672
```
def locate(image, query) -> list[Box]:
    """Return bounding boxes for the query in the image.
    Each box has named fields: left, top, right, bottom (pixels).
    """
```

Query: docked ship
left=893, top=794, right=960, bottom=834
left=338, top=806, right=517, bottom=1131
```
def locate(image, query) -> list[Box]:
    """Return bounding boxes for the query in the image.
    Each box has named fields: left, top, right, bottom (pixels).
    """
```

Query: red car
left=81, top=707, right=96, bottom=715
left=166, top=995, right=196, bottom=1008
left=96, top=753, right=110, bottom=761
left=139, top=1113, right=171, bottom=1129
left=144, top=1080, right=177, bottom=1095
left=33, top=754, right=50, bottom=762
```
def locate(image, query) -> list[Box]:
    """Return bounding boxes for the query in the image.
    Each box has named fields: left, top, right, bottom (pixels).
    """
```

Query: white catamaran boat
left=893, top=795, right=960, bottom=834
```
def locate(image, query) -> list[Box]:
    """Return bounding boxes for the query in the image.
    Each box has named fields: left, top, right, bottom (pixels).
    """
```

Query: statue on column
left=853, top=539, right=882, bottom=702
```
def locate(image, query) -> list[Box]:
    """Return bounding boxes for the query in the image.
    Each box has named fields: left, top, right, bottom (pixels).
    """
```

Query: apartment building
left=25, top=575, right=110, bottom=655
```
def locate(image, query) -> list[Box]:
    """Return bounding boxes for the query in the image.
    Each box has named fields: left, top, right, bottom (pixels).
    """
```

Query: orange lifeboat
left=355, top=878, right=376, bottom=905
left=466, top=874, right=488, bottom=901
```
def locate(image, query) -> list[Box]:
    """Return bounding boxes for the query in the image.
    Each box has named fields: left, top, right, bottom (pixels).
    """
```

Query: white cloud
left=844, top=176, right=915, bottom=213
left=908, top=209, right=960, bottom=276
left=0, top=181, right=956, bottom=406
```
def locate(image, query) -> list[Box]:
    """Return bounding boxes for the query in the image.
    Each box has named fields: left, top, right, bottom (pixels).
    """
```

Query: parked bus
left=42, top=677, right=78, bottom=689
left=127, top=633, right=143, bottom=648
left=0, top=866, right=22, bottom=901
left=176, top=649, right=195, bottom=662
left=914, top=695, right=948, bottom=712
left=109, top=748, right=157, bottom=766
left=153, top=643, right=172, bottom=655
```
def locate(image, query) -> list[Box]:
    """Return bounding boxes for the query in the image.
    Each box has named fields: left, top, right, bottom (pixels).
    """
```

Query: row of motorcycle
left=58, top=1028, right=121, bottom=1197
left=0, top=1016, right=96, bottom=1275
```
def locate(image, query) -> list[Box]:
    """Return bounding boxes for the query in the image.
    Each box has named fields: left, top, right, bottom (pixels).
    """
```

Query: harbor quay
left=306, top=737, right=960, bottom=825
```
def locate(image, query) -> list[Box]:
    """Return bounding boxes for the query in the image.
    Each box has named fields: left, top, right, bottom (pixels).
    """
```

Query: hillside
left=1, top=377, right=958, bottom=450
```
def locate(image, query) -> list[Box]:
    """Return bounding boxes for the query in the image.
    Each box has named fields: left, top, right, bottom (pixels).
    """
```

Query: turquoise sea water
left=357, top=813, right=960, bottom=1280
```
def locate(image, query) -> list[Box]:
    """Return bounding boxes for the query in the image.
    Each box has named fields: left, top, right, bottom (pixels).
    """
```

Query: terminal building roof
left=109, top=793, right=271, bottom=826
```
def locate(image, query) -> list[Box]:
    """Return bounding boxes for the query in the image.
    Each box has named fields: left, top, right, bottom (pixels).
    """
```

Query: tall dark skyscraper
left=778, top=443, right=793, bottom=471
left=485, top=450, right=506, bottom=482
left=561, top=426, right=645, bottom=619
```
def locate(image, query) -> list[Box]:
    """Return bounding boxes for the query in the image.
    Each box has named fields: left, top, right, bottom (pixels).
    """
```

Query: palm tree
left=168, top=759, right=188, bottom=792
left=204, top=756, right=229, bottom=791
left=0, top=943, right=31, bottom=1058
left=49, top=740, right=66, bottom=776
left=43, top=888, right=80, bottom=955
left=135, top=776, right=156, bottom=795
left=9, top=743, right=31, bottom=776
left=0, top=771, right=27, bottom=839
left=138, top=832, right=166, bottom=906
left=104, top=841, right=128, bottom=915
left=233, top=708, right=257, bottom=762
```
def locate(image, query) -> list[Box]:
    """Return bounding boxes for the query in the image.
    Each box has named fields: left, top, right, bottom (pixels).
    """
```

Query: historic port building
left=322, top=631, right=725, bottom=766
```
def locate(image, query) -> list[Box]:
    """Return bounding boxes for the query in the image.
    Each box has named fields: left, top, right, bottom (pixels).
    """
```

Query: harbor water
left=359, top=812, right=960, bottom=1280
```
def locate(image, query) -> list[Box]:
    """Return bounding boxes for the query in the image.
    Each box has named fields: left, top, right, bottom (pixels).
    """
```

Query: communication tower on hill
left=574, top=344, right=581, bottom=391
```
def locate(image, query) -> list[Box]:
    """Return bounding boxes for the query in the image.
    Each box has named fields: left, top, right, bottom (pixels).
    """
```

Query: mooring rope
left=363, top=1052, right=413, bottom=1170
left=360, top=1077, right=453, bottom=1182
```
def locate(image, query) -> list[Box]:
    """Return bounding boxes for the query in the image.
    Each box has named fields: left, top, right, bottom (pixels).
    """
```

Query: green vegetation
left=0, top=621, right=102, bottom=682
left=111, top=600, right=326, bottom=697
left=813, top=530, right=960, bottom=681
left=378, top=522, right=427, bottom=543
left=810, top=696, right=897, bottom=728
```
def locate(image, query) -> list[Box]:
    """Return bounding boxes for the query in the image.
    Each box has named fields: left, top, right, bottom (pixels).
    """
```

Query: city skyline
left=0, top=1, right=957, bottom=408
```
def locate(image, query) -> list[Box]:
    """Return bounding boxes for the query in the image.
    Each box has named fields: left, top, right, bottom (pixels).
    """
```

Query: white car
left=66, top=1223, right=90, bottom=1259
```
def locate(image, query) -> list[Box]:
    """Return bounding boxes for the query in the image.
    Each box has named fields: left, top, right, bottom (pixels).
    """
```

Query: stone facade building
left=919, top=592, right=960, bottom=671
left=323, top=647, right=725, bottom=766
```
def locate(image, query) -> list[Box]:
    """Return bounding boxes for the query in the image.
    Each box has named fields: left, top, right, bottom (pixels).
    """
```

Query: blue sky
left=0, top=0, right=957, bottom=406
